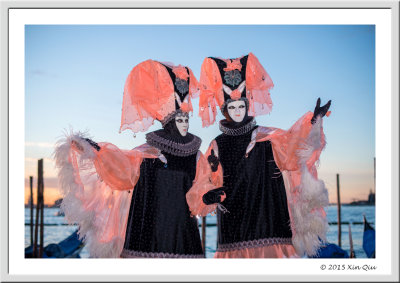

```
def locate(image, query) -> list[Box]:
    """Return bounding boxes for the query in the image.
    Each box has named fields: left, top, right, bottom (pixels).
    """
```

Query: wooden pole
left=336, top=174, right=342, bottom=247
left=29, top=176, right=34, bottom=247
left=348, top=224, right=355, bottom=258
left=33, top=161, right=40, bottom=257
left=201, top=217, right=206, bottom=256
left=38, top=159, right=44, bottom=258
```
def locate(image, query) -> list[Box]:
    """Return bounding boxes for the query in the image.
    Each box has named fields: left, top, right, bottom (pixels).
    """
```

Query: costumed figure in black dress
left=54, top=60, right=219, bottom=258
left=186, top=53, right=332, bottom=258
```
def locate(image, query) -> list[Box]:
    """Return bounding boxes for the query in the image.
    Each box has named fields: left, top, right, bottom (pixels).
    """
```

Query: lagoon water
left=25, top=205, right=375, bottom=258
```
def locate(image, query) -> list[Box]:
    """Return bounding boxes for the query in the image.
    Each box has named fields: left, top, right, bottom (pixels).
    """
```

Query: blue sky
left=25, top=25, right=375, bottom=204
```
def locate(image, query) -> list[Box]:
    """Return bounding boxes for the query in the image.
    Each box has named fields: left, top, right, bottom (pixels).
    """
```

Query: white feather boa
left=54, top=131, right=133, bottom=258
left=284, top=117, right=329, bottom=257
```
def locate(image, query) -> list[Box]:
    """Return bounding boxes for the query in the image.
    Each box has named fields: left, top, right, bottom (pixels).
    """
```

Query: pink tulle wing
left=246, top=52, right=274, bottom=117
left=92, top=143, right=140, bottom=191
left=199, top=57, right=223, bottom=127
left=272, top=112, right=326, bottom=172
left=255, top=113, right=329, bottom=257
left=120, top=60, right=175, bottom=133
left=54, top=132, right=159, bottom=257
left=188, top=67, right=200, bottom=99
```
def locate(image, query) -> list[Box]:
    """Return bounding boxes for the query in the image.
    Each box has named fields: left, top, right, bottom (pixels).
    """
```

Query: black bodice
left=215, top=128, right=293, bottom=246
left=122, top=151, right=203, bottom=257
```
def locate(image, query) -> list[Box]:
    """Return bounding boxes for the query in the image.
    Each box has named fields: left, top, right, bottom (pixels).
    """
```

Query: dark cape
left=120, top=128, right=204, bottom=258
left=215, top=117, right=293, bottom=252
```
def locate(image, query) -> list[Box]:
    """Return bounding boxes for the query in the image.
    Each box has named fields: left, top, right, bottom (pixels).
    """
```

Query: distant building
left=349, top=190, right=375, bottom=206
left=367, top=190, right=375, bottom=205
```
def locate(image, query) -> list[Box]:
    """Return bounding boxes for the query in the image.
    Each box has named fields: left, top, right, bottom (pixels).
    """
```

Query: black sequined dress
left=120, top=129, right=204, bottom=258
left=213, top=117, right=295, bottom=256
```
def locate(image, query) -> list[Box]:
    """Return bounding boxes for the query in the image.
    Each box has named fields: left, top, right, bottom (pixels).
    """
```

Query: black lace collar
left=146, top=130, right=201, bottom=157
left=219, top=117, right=257, bottom=136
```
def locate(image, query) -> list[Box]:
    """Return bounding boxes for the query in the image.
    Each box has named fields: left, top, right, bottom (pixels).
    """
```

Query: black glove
left=202, top=187, right=225, bottom=205
left=207, top=149, right=219, bottom=172
left=311, top=98, right=331, bottom=124
left=84, top=138, right=101, bottom=151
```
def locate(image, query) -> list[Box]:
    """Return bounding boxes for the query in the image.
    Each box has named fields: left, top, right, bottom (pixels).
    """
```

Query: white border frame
left=1, top=2, right=399, bottom=282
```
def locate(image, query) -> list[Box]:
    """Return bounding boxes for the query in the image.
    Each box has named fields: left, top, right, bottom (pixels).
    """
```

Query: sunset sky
left=24, top=25, right=375, bottom=205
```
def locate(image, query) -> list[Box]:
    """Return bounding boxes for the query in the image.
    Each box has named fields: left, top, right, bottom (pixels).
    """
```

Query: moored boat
left=362, top=215, right=375, bottom=258
left=25, top=230, right=84, bottom=258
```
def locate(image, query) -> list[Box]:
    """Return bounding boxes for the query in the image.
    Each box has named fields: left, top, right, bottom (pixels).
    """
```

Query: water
left=25, top=205, right=375, bottom=258
left=25, top=208, right=90, bottom=258
left=324, top=205, right=375, bottom=258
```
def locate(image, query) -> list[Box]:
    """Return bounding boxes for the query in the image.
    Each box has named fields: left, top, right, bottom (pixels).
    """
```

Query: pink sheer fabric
left=198, top=57, right=223, bottom=127
left=246, top=52, right=274, bottom=117
left=188, top=67, right=201, bottom=99
left=56, top=133, right=217, bottom=257
left=120, top=60, right=173, bottom=133
left=186, top=152, right=224, bottom=217
left=254, top=112, right=329, bottom=257
left=120, top=60, right=199, bottom=133
left=214, top=244, right=299, bottom=258
left=222, top=57, right=243, bottom=72
left=93, top=143, right=162, bottom=191
left=54, top=132, right=160, bottom=257
left=198, top=53, right=274, bottom=127
left=172, top=65, right=189, bottom=80
left=258, top=112, right=324, bottom=172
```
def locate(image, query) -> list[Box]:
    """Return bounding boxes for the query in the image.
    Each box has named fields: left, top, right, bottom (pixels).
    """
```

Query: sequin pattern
left=224, top=70, right=242, bottom=87
left=122, top=152, right=203, bottom=257
left=214, top=121, right=293, bottom=249
left=175, top=78, right=189, bottom=94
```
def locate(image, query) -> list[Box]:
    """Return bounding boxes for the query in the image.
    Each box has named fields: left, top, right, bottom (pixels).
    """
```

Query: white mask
left=227, top=100, right=246, bottom=123
left=175, top=115, right=189, bottom=136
